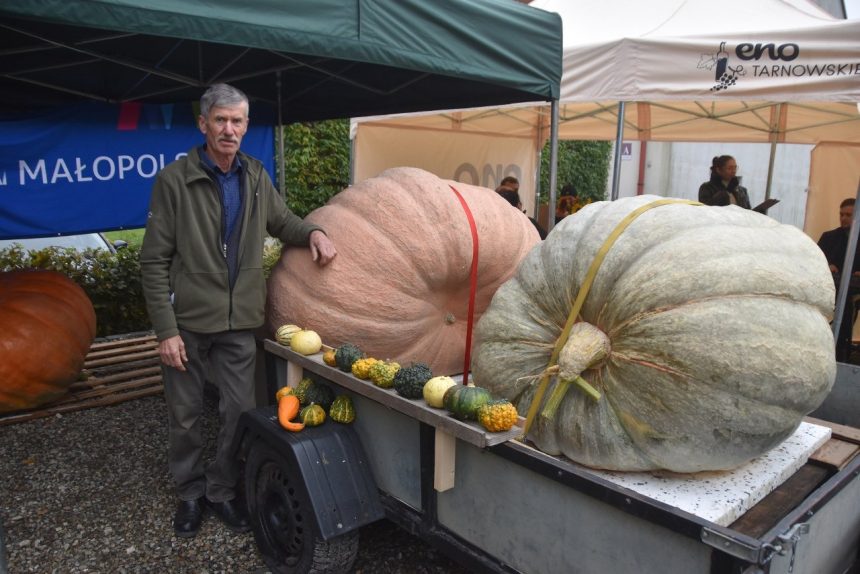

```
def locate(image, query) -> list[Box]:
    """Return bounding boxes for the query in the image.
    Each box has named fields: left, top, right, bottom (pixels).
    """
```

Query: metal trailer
left=232, top=342, right=860, bottom=574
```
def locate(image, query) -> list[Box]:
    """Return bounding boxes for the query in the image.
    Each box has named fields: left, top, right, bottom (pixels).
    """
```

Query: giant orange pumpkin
left=267, top=167, right=540, bottom=375
left=0, top=270, right=97, bottom=413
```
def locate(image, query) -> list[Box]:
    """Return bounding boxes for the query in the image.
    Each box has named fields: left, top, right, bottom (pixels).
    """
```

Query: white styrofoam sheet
left=587, top=421, right=832, bottom=526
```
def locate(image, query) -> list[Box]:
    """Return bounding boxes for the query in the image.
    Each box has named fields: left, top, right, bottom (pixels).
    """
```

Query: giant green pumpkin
left=472, top=196, right=836, bottom=472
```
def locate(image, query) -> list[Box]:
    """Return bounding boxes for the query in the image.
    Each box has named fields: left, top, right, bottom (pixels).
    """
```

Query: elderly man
left=141, top=83, right=336, bottom=538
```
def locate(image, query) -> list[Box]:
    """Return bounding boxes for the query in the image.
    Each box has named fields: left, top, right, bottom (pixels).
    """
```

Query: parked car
left=0, top=233, right=126, bottom=253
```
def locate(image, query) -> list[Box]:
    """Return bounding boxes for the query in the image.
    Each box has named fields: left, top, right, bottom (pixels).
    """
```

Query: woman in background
left=698, top=155, right=751, bottom=209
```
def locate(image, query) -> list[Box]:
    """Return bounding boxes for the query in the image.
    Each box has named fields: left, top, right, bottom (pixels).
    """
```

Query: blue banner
left=0, top=102, right=274, bottom=239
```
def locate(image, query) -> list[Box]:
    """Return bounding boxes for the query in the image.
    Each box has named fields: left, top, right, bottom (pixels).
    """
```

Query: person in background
left=499, top=175, right=519, bottom=194
left=818, top=198, right=860, bottom=275
left=698, top=155, right=751, bottom=208
left=818, top=197, right=860, bottom=361
left=140, top=83, right=337, bottom=539
left=555, top=183, right=589, bottom=224
left=497, top=186, right=547, bottom=240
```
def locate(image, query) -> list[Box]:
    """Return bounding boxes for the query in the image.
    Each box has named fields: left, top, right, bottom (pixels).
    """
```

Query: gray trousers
left=162, top=329, right=256, bottom=502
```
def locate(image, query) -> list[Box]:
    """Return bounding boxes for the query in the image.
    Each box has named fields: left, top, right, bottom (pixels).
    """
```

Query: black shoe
left=206, top=497, right=250, bottom=533
left=173, top=497, right=204, bottom=538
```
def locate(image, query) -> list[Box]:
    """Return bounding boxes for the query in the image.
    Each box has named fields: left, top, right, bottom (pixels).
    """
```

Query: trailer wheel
left=245, top=442, right=359, bottom=574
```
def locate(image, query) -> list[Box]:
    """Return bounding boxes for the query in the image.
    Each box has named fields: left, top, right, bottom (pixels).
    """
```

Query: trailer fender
left=233, top=405, right=384, bottom=541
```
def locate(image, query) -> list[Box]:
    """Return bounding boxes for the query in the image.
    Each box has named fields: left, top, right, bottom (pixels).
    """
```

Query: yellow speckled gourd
left=477, top=400, right=519, bottom=433
left=351, top=357, right=379, bottom=379
left=368, top=361, right=400, bottom=389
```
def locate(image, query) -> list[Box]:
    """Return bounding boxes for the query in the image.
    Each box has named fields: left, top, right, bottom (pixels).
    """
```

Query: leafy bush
left=539, top=140, right=613, bottom=204
left=0, top=245, right=149, bottom=337
left=282, top=119, right=350, bottom=217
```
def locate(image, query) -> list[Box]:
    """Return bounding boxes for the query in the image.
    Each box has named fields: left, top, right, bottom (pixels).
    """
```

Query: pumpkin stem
left=540, top=322, right=608, bottom=418
left=557, top=322, right=611, bottom=380
left=542, top=376, right=602, bottom=419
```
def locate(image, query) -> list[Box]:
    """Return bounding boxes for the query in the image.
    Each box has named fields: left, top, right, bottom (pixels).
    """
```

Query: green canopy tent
left=0, top=0, right=562, bottom=238
left=0, top=0, right=561, bottom=120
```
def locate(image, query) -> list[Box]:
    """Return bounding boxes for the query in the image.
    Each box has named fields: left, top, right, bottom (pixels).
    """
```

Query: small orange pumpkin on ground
left=0, top=270, right=96, bottom=413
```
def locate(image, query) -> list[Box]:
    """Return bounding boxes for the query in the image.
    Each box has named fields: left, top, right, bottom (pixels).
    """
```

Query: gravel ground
left=0, top=393, right=471, bottom=574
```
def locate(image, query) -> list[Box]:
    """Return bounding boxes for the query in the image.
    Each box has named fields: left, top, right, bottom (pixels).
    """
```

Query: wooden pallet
left=730, top=417, right=860, bottom=538
left=0, top=334, right=163, bottom=426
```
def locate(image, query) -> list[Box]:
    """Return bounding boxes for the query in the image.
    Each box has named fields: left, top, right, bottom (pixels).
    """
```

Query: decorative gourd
left=330, top=395, right=356, bottom=424
left=267, top=167, right=540, bottom=375
left=322, top=349, right=337, bottom=367
left=443, top=384, right=492, bottom=420
left=369, top=361, right=400, bottom=388
left=277, top=395, right=303, bottom=431
left=472, top=195, right=837, bottom=472
left=351, top=357, right=379, bottom=379
left=290, top=330, right=322, bottom=355
left=477, top=400, right=519, bottom=432
left=301, top=381, right=335, bottom=410
left=275, top=386, right=294, bottom=402
left=423, top=376, right=457, bottom=408
left=300, top=404, right=326, bottom=427
left=0, top=270, right=97, bottom=413
left=393, top=363, right=433, bottom=399
left=293, top=378, right=315, bottom=405
left=275, top=324, right=302, bottom=346
left=335, top=344, right=364, bottom=372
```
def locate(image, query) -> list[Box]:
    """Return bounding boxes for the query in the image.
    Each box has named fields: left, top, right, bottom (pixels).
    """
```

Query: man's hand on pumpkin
left=309, top=230, right=337, bottom=266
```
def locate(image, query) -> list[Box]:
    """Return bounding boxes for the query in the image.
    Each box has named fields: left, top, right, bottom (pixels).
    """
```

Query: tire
left=244, top=442, right=359, bottom=574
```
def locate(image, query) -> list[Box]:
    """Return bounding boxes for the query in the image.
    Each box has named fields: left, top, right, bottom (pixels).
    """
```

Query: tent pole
left=831, top=178, right=860, bottom=357
left=547, top=100, right=560, bottom=233
left=610, top=101, right=626, bottom=201
left=764, top=141, right=777, bottom=200
left=533, top=110, right=545, bottom=224
left=764, top=103, right=783, bottom=201
left=276, top=71, right=286, bottom=200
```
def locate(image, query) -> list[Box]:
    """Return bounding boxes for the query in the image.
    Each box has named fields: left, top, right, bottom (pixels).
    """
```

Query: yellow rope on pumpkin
left=521, top=198, right=701, bottom=438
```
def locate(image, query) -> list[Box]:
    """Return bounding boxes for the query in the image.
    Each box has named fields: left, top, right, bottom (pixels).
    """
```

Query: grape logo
left=698, top=41, right=747, bottom=92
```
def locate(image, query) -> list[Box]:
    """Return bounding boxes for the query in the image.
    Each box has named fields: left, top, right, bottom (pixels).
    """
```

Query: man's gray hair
left=200, top=83, right=249, bottom=118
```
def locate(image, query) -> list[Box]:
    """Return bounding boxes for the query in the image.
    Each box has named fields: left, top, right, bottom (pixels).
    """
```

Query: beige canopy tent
left=351, top=0, right=860, bottom=237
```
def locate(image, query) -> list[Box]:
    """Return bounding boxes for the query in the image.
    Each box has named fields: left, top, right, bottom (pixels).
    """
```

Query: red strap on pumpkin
left=449, top=184, right=479, bottom=385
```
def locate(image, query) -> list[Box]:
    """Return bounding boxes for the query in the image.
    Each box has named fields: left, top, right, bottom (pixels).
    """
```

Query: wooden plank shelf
left=0, top=334, right=163, bottom=426
left=264, top=339, right=522, bottom=449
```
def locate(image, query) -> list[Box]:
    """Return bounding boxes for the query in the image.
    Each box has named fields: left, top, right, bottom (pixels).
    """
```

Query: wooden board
left=729, top=463, right=831, bottom=538
left=0, top=334, right=162, bottom=426
left=265, top=339, right=521, bottom=449
left=805, top=416, right=860, bottom=445
left=809, top=438, right=860, bottom=470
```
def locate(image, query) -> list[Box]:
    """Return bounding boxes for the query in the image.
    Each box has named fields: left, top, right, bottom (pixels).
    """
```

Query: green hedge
left=1, top=240, right=286, bottom=337
left=0, top=245, right=150, bottom=337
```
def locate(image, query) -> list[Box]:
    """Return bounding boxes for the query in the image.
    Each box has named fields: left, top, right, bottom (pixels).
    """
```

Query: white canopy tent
left=351, top=0, right=860, bottom=237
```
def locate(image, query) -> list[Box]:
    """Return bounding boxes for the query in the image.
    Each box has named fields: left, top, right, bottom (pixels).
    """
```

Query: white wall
left=609, top=141, right=813, bottom=230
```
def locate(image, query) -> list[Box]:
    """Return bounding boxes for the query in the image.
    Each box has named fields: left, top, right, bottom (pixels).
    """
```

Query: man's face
left=198, top=103, right=248, bottom=162
left=840, top=205, right=854, bottom=229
